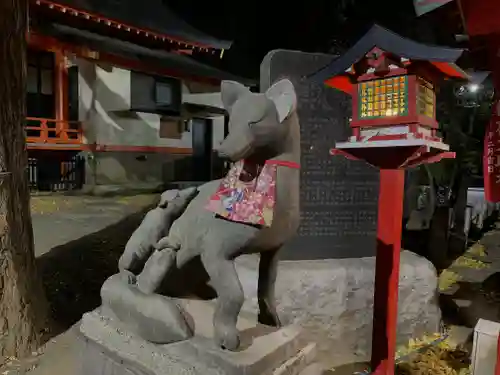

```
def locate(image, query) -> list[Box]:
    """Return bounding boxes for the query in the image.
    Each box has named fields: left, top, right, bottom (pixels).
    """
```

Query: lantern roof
left=309, top=24, right=469, bottom=93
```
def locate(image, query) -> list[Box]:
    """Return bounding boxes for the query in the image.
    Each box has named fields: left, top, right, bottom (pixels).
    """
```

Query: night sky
left=166, top=0, right=429, bottom=79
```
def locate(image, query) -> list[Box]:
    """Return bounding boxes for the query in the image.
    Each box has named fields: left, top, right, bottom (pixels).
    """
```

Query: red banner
left=461, top=0, right=500, bottom=37
left=484, top=98, right=500, bottom=202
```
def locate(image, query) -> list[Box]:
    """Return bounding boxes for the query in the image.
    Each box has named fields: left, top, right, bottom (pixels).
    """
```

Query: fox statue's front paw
left=214, top=323, right=240, bottom=351
left=258, top=300, right=282, bottom=327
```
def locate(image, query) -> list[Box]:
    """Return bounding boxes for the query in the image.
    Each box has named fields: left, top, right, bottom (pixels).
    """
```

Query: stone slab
left=472, top=319, right=500, bottom=375
left=260, top=50, right=379, bottom=260
left=79, top=305, right=314, bottom=375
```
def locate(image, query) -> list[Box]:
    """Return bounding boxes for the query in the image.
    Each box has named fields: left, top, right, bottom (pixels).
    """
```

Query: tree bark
left=448, top=171, right=470, bottom=257
left=428, top=206, right=451, bottom=271
left=0, top=0, right=49, bottom=358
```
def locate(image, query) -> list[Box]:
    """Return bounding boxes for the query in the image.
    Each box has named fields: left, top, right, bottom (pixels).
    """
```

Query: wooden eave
left=31, top=0, right=228, bottom=53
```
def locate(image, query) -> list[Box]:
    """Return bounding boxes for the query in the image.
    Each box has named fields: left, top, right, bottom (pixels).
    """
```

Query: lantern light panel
left=358, top=76, right=409, bottom=119
left=350, top=70, right=443, bottom=145
left=417, top=77, right=435, bottom=119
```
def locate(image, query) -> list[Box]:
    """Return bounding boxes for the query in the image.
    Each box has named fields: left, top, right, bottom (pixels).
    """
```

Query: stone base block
left=78, top=305, right=316, bottom=375
left=273, top=344, right=321, bottom=375
left=236, top=250, right=441, bottom=367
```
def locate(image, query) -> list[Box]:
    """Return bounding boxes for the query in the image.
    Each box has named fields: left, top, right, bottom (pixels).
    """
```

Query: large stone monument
left=265, top=50, right=380, bottom=260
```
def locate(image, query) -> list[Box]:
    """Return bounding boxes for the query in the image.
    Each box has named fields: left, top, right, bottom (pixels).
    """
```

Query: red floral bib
left=206, top=159, right=300, bottom=227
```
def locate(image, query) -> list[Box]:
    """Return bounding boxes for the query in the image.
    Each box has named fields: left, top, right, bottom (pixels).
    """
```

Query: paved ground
left=31, top=194, right=158, bottom=257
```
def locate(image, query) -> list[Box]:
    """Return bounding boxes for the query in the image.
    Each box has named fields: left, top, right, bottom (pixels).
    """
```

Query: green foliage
left=408, top=82, right=492, bottom=187
left=428, top=82, right=493, bottom=184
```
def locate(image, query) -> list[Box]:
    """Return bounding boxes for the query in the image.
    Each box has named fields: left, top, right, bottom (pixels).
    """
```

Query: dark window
left=155, top=82, right=173, bottom=106
left=191, top=118, right=213, bottom=181
left=130, top=71, right=181, bottom=115
left=26, top=49, right=55, bottom=119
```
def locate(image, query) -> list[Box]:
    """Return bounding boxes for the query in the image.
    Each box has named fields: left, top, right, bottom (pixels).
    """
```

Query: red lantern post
left=309, top=25, right=469, bottom=375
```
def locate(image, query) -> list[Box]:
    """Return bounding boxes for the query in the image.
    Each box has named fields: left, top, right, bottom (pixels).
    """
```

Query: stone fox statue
left=124, top=78, right=300, bottom=351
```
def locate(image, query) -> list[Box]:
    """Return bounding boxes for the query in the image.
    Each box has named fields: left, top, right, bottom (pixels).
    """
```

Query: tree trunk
left=428, top=206, right=450, bottom=271
left=0, top=0, right=49, bottom=358
left=448, top=171, right=470, bottom=257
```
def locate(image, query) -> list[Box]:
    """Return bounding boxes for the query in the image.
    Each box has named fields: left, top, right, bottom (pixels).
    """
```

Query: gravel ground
left=31, top=195, right=158, bottom=257
left=31, top=194, right=159, bottom=330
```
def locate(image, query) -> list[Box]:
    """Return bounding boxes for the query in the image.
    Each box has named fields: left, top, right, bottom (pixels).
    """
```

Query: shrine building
left=26, top=0, right=254, bottom=192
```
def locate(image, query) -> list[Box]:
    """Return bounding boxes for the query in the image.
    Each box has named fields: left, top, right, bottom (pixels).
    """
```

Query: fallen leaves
left=453, top=256, right=488, bottom=270
left=30, top=194, right=157, bottom=215
left=447, top=241, right=489, bottom=270
left=30, top=197, right=77, bottom=215
left=438, top=241, right=491, bottom=291
left=394, top=330, right=471, bottom=375
left=396, top=347, right=470, bottom=375
left=439, top=270, right=462, bottom=292
left=396, top=332, right=446, bottom=360
left=349, top=333, right=471, bottom=375
left=467, top=244, right=486, bottom=258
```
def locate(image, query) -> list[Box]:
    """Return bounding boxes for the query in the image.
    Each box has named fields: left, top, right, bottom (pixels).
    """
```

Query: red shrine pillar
left=371, top=169, right=405, bottom=375
left=54, top=49, right=69, bottom=139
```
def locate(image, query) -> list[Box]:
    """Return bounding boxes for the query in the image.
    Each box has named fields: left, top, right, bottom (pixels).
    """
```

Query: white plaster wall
left=76, top=58, right=227, bottom=188
left=77, top=59, right=225, bottom=150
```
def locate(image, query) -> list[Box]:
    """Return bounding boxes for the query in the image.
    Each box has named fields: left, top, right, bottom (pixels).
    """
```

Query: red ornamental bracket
left=330, top=147, right=456, bottom=169
left=400, top=150, right=455, bottom=168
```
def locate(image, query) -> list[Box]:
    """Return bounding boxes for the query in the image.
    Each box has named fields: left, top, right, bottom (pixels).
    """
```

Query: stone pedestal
left=78, top=302, right=320, bottom=375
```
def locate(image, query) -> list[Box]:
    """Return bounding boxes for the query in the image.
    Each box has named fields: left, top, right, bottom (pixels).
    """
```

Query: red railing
left=25, top=117, right=82, bottom=145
